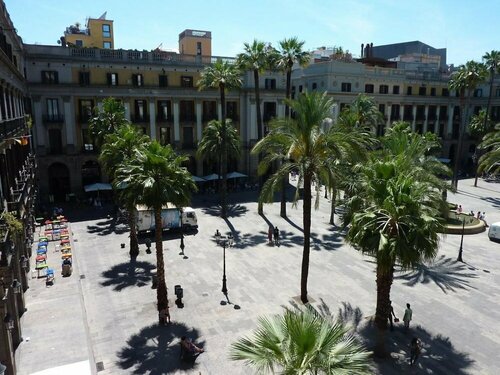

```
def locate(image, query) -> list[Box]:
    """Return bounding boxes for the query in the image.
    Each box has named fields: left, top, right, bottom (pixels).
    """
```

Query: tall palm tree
left=230, top=306, right=372, bottom=374
left=116, top=141, right=196, bottom=319
left=197, top=119, right=241, bottom=188
left=89, top=97, right=129, bottom=146
left=99, top=124, right=150, bottom=258
left=198, top=60, right=242, bottom=218
left=338, top=94, right=385, bottom=131
left=345, top=134, right=445, bottom=357
left=478, top=123, right=500, bottom=175
left=253, top=92, right=371, bottom=303
left=274, top=38, right=312, bottom=218
left=448, top=61, right=487, bottom=189
left=237, top=40, right=273, bottom=216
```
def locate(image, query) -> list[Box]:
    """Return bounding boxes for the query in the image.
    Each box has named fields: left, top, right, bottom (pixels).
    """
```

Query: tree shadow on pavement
left=100, top=259, right=156, bottom=292
left=394, top=255, right=478, bottom=294
left=86, top=217, right=129, bottom=236
left=315, top=300, right=475, bottom=375
left=201, top=204, right=249, bottom=218
left=116, top=322, right=204, bottom=374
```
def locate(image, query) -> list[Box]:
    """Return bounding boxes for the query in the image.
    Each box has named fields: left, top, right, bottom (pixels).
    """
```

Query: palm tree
left=338, top=94, right=385, bottom=131
left=253, top=92, right=371, bottom=303
left=274, top=37, right=312, bottom=218
left=230, top=306, right=372, bottom=374
left=345, top=133, right=445, bottom=357
left=99, top=124, right=150, bottom=258
left=89, top=97, right=129, bottom=146
left=478, top=123, right=500, bottom=175
left=197, top=119, right=241, bottom=188
left=198, top=60, right=242, bottom=218
left=448, top=61, right=487, bottom=189
left=116, top=141, right=196, bottom=318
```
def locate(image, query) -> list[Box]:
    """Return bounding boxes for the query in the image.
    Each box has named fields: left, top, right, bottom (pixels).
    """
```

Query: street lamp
left=11, top=279, right=21, bottom=294
left=20, top=255, right=28, bottom=270
left=220, top=237, right=228, bottom=301
left=457, top=217, right=465, bottom=262
left=472, top=151, right=479, bottom=187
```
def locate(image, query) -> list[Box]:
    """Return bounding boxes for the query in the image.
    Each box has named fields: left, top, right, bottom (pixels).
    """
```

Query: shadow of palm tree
left=394, top=255, right=478, bottom=294
left=201, top=203, right=249, bottom=218
left=316, top=300, right=475, bottom=375
left=100, top=260, right=156, bottom=292
left=116, top=322, right=204, bottom=374
left=86, top=217, right=129, bottom=236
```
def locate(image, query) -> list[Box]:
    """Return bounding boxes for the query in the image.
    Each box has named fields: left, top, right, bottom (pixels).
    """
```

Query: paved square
left=15, top=178, right=500, bottom=374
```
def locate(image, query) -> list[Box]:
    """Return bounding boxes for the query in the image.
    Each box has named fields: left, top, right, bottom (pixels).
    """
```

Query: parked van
left=135, top=204, right=198, bottom=233
left=488, top=222, right=500, bottom=242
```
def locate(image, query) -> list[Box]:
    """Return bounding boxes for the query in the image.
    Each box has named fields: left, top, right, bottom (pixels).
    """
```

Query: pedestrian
left=470, top=210, right=474, bottom=217
left=268, top=225, right=274, bottom=244
left=388, top=300, right=398, bottom=331
left=145, top=237, right=151, bottom=253
left=403, top=303, right=413, bottom=330
left=456, top=205, right=463, bottom=214
left=159, top=306, right=171, bottom=325
left=476, top=211, right=481, bottom=219
left=409, top=337, right=421, bottom=365
left=274, top=226, right=280, bottom=246
left=480, top=212, right=488, bottom=227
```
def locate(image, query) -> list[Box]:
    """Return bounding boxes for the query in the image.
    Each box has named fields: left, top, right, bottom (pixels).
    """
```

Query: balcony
left=43, top=114, right=65, bottom=123
left=79, top=113, right=92, bottom=123
left=202, top=114, right=218, bottom=122
left=403, top=114, right=414, bottom=121
left=182, top=142, right=196, bottom=150
left=390, top=114, right=401, bottom=122
left=415, top=114, right=426, bottom=121
left=179, top=115, right=196, bottom=123
left=0, top=117, right=27, bottom=143
left=156, top=114, right=173, bottom=123
left=227, top=114, right=239, bottom=122
left=427, top=114, right=437, bottom=121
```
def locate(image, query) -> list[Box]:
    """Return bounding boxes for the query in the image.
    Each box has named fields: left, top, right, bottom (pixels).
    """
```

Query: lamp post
left=220, top=237, right=228, bottom=299
left=457, top=217, right=465, bottom=262
left=472, top=151, right=479, bottom=187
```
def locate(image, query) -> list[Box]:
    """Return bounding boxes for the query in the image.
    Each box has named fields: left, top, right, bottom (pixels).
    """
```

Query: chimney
left=361, top=43, right=364, bottom=58
left=370, top=43, right=374, bottom=57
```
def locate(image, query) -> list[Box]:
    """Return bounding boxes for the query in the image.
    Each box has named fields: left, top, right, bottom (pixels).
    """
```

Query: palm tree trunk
left=300, top=172, right=312, bottom=303
left=329, top=186, right=337, bottom=225
left=452, top=92, right=468, bottom=190
left=280, top=160, right=287, bottom=218
left=220, top=84, right=228, bottom=218
left=374, top=263, right=394, bottom=358
left=154, top=208, right=169, bottom=316
left=255, top=69, right=264, bottom=216
left=128, top=207, right=139, bottom=259
left=279, top=70, right=293, bottom=218
left=476, top=71, right=495, bottom=187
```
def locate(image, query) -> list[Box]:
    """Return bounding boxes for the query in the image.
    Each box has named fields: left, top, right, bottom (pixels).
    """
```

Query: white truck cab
left=488, top=222, right=500, bottom=242
left=181, top=207, right=198, bottom=229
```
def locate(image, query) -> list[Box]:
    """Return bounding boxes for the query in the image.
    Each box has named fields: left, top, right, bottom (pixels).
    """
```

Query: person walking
left=388, top=300, right=398, bottom=331
left=145, top=237, right=151, bottom=253
left=403, top=303, right=413, bottom=330
left=273, top=226, right=280, bottom=246
left=409, top=337, right=421, bottom=365
left=480, top=212, right=488, bottom=227
left=268, top=225, right=274, bottom=244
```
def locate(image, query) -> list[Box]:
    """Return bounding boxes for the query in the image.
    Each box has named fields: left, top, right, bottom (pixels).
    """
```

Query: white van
left=488, top=222, right=500, bottom=242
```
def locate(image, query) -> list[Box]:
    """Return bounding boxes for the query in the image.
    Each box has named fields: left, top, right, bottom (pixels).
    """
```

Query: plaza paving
left=14, top=178, right=500, bottom=374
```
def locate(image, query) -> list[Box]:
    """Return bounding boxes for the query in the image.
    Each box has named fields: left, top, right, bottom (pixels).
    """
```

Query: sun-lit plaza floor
left=14, top=178, right=500, bottom=374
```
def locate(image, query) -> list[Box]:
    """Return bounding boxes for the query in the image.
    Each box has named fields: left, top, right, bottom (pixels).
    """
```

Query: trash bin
left=174, top=284, right=183, bottom=299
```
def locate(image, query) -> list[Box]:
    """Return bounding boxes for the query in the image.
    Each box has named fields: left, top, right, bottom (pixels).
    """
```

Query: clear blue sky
left=5, top=0, right=499, bottom=65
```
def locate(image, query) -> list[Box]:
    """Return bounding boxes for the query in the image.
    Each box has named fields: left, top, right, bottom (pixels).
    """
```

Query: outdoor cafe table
left=36, top=254, right=47, bottom=262
left=61, top=253, right=72, bottom=260
left=60, top=239, right=70, bottom=244
left=35, top=262, right=48, bottom=277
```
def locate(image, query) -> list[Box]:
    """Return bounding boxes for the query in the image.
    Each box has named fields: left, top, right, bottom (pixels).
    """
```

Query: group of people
left=457, top=205, right=488, bottom=226
left=388, top=302, right=422, bottom=365
left=268, top=225, right=280, bottom=246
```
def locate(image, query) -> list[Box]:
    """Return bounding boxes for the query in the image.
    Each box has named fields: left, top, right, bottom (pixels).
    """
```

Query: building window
left=196, top=42, right=202, bottom=56
left=46, top=98, right=59, bottom=120
left=102, top=24, right=111, bottom=38
left=298, top=85, right=303, bottom=93
left=82, top=129, right=95, bottom=151
left=365, top=84, right=374, bottom=93
left=79, top=71, right=90, bottom=86
left=181, top=76, right=193, bottom=88
left=379, top=85, right=389, bottom=94
left=265, top=78, right=276, bottom=90
left=474, top=89, right=482, bottom=97
left=227, top=101, right=238, bottom=121
left=79, top=99, right=94, bottom=122
left=134, top=100, right=147, bottom=121
left=419, top=87, right=426, bottom=96
left=378, top=104, right=385, bottom=116
left=132, top=74, right=143, bottom=87
left=406, top=86, right=412, bottom=95
left=442, top=88, right=449, bottom=97
left=393, top=85, right=400, bottom=94
left=182, top=127, right=194, bottom=148
left=48, top=129, right=63, bottom=155
left=107, top=73, right=118, bottom=86
left=430, top=87, right=436, bottom=96
left=496, top=88, right=500, bottom=97
left=41, top=70, right=59, bottom=84
left=311, top=82, right=317, bottom=91
left=75, top=40, right=83, bottom=47
left=103, top=41, right=112, bottom=49
left=159, top=74, right=168, bottom=87
left=341, top=82, right=351, bottom=92
left=157, top=100, right=171, bottom=121
left=160, top=127, right=171, bottom=145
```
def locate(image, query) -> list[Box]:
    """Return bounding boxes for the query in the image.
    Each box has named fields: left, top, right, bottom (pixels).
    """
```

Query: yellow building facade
left=63, top=14, right=114, bottom=49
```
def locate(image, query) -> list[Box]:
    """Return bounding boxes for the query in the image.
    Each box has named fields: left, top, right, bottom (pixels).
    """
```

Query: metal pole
left=457, top=218, right=465, bottom=262
left=222, top=241, right=228, bottom=296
